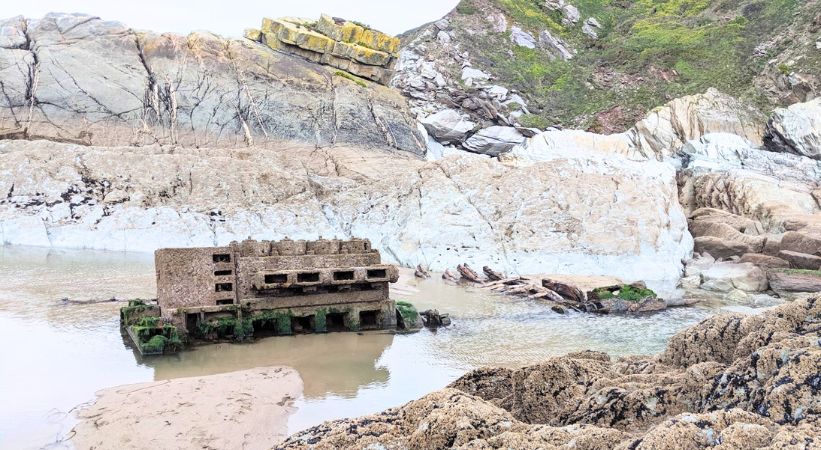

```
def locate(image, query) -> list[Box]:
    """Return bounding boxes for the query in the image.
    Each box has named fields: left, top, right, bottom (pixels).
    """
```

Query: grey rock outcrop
left=282, top=298, right=821, bottom=448
left=510, top=26, right=536, bottom=48
left=764, top=97, right=821, bottom=160
left=0, top=13, right=425, bottom=154
left=539, top=30, right=575, bottom=60
left=462, top=126, right=526, bottom=156
left=420, top=109, right=475, bottom=144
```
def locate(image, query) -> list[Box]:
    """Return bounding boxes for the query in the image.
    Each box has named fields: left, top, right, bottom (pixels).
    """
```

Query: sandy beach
left=70, top=366, right=302, bottom=450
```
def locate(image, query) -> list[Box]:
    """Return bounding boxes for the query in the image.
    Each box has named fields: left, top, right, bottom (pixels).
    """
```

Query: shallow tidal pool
left=0, top=245, right=779, bottom=449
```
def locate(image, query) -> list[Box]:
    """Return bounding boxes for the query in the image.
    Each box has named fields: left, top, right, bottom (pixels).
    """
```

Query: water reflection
left=0, top=245, right=782, bottom=448
left=147, top=332, right=394, bottom=397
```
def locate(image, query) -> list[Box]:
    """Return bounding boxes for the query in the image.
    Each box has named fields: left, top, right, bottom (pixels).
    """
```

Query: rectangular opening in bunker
left=186, top=313, right=199, bottom=332
left=216, top=299, right=233, bottom=305
left=264, top=273, right=288, bottom=284
left=333, top=270, right=355, bottom=281
left=326, top=312, right=346, bottom=331
left=214, top=270, right=233, bottom=276
left=291, top=315, right=315, bottom=334
left=359, top=310, right=379, bottom=329
left=366, top=269, right=387, bottom=279
left=297, top=272, right=320, bottom=283
left=215, top=283, right=233, bottom=292
left=212, top=253, right=231, bottom=263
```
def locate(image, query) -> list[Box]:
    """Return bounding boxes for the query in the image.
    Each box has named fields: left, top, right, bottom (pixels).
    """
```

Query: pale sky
left=0, top=0, right=460, bottom=36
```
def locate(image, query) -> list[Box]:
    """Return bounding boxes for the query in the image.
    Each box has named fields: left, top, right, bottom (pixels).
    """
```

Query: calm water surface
left=0, top=246, right=781, bottom=449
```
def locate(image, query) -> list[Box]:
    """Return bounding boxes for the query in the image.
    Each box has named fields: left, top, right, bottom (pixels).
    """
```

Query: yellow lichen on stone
left=356, top=29, right=400, bottom=55
left=331, top=41, right=391, bottom=66
left=267, top=19, right=334, bottom=54
left=243, top=28, right=262, bottom=42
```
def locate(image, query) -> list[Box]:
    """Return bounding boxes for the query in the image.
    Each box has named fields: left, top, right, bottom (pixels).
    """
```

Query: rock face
left=282, top=298, right=821, bottom=448
left=0, top=139, right=691, bottom=282
left=764, top=96, right=821, bottom=160
left=245, top=15, right=399, bottom=85
left=419, top=109, right=475, bottom=144
left=0, top=13, right=424, bottom=154
left=391, top=0, right=820, bottom=135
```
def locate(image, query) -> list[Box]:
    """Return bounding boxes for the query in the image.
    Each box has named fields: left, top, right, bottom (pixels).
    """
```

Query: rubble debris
left=420, top=309, right=451, bottom=328
left=457, top=263, right=483, bottom=282
left=482, top=266, right=504, bottom=281
left=414, top=264, right=432, bottom=279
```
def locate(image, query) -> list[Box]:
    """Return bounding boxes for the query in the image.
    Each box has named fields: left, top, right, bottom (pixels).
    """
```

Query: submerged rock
left=282, top=298, right=821, bottom=448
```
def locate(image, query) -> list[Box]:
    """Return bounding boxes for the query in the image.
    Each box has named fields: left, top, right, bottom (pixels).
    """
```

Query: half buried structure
left=123, top=238, right=405, bottom=355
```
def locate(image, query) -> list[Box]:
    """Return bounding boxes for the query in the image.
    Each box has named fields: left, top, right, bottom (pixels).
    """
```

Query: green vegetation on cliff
left=449, top=0, right=818, bottom=130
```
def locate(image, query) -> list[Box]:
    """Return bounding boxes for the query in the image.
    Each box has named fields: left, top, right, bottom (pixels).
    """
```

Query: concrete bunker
left=123, top=238, right=417, bottom=354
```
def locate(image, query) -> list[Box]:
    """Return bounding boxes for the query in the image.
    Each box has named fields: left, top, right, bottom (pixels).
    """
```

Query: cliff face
left=0, top=13, right=425, bottom=154
left=0, top=139, right=691, bottom=282
left=395, top=0, right=820, bottom=135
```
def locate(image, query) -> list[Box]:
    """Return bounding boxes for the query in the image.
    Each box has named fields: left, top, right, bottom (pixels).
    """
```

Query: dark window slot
left=216, top=299, right=233, bottom=305
left=367, top=269, right=387, bottom=279
left=213, top=253, right=231, bottom=263
left=326, top=312, right=346, bottom=331
left=264, top=273, right=288, bottom=284
left=215, top=283, right=233, bottom=292
left=333, top=270, right=355, bottom=281
left=214, top=270, right=232, bottom=276
left=297, top=272, right=320, bottom=283
left=291, top=315, right=315, bottom=334
left=359, top=310, right=379, bottom=328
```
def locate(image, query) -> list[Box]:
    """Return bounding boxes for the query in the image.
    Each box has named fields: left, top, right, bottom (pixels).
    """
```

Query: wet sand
left=70, top=366, right=302, bottom=450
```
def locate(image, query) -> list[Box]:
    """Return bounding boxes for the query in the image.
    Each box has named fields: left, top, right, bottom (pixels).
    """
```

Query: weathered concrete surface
left=0, top=13, right=424, bottom=154
left=0, top=138, right=691, bottom=283
left=282, top=297, right=821, bottom=448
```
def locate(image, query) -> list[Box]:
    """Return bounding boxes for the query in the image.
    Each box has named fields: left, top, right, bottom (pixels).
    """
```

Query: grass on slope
left=452, top=0, right=809, bottom=130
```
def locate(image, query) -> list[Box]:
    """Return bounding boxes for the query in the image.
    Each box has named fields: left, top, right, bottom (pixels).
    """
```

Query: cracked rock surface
left=0, top=13, right=425, bottom=154
left=0, top=137, right=690, bottom=282
left=281, top=297, right=821, bottom=449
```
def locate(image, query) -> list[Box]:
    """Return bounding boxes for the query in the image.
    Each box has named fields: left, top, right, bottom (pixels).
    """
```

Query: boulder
left=768, top=269, right=821, bottom=292
left=420, top=109, right=476, bottom=144
left=560, top=5, right=581, bottom=25
left=582, top=17, right=601, bottom=39
left=780, top=231, right=821, bottom=256
left=689, top=221, right=766, bottom=254
left=764, top=98, right=821, bottom=160
left=510, top=26, right=536, bottom=49
left=461, top=67, right=491, bottom=85
left=538, top=30, right=574, bottom=60
left=779, top=250, right=821, bottom=270
left=462, top=126, right=526, bottom=156
left=693, top=236, right=753, bottom=261
left=700, top=262, right=768, bottom=292
left=738, top=253, right=790, bottom=269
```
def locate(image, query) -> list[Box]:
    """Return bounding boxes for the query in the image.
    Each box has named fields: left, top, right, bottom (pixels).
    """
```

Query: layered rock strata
left=244, top=15, right=399, bottom=85
left=0, top=13, right=423, bottom=153
left=282, top=297, right=821, bottom=448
